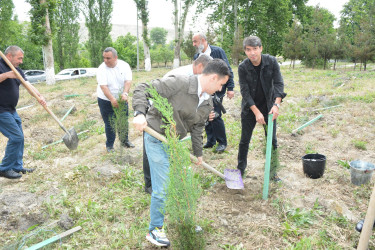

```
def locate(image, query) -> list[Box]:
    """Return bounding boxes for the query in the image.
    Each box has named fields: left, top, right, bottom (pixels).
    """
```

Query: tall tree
left=282, top=20, right=303, bottom=68
left=181, top=31, right=196, bottom=62
left=150, top=27, right=168, bottom=47
left=112, top=33, right=139, bottom=68
left=339, top=0, right=375, bottom=67
left=198, top=0, right=294, bottom=58
left=27, top=0, right=56, bottom=84
left=53, top=0, right=80, bottom=70
left=0, top=0, right=15, bottom=50
left=352, top=18, right=375, bottom=71
left=134, top=0, right=151, bottom=71
left=302, top=6, right=336, bottom=69
left=171, top=0, right=194, bottom=68
left=82, top=0, right=113, bottom=67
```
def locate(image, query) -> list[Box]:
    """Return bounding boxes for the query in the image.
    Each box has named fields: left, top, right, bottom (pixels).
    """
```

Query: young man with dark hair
left=133, top=59, right=231, bottom=247
left=237, top=36, right=286, bottom=180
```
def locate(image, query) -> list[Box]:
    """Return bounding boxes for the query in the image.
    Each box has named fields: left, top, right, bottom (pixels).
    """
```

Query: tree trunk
left=233, top=0, right=238, bottom=65
left=173, top=0, right=192, bottom=69
left=221, top=0, right=225, bottom=44
left=173, top=0, right=179, bottom=68
left=143, top=23, right=151, bottom=71
left=41, top=0, right=55, bottom=85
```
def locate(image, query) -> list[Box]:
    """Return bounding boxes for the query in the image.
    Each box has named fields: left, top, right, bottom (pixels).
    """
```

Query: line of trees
left=200, top=0, right=375, bottom=70
left=1, top=0, right=374, bottom=85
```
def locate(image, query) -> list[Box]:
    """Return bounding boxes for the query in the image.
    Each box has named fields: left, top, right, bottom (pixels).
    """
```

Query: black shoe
left=356, top=219, right=375, bottom=232
left=15, top=168, right=35, bottom=174
left=145, top=186, right=152, bottom=195
left=122, top=141, right=135, bottom=148
left=0, top=170, right=22, bottom=179
left=238, top=168, right=245, bottom=177
left=203, top=143, right=214, bottom=149
left=216, top=144, right=226, bottom=153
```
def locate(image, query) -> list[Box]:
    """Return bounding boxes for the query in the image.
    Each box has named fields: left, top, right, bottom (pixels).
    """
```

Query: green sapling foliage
left=147, top=86, right=205, bottom=249
left=110, top=96, right=129, bottom=150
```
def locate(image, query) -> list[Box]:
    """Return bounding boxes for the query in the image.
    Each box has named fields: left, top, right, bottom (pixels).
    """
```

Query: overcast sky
left=13, top=0, right=348, bottom=30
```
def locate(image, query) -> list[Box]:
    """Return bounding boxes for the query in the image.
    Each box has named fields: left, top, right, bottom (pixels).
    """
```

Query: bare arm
left=0, top=71, right=16, bottom=84
left=269, top=97, right=282, bottom=121
left=250, top=105, right=266, bottom=125
left=120, top=80, right=132, bottom=102
left=100, top=85, right=118, bottom=108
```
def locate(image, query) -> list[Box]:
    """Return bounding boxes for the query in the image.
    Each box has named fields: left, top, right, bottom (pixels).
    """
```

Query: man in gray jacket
left=133, top=59, right=230, bottom=247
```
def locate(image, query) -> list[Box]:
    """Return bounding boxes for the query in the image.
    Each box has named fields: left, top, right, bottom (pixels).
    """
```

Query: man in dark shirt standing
left=237, top=36, right=286, bottom=180
left=0, top=46, right=46, bottom=179
left=192, top=33, right=235, bottom=153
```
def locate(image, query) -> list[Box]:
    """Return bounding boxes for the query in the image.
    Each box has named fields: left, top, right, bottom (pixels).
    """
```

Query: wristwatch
left=273, top=103, right=280, bottom=108
left=134, top=111, right=145, bottom=117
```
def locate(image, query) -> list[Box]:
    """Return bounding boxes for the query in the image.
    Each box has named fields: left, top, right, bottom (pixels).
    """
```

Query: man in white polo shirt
left=97, top=47, right=134, bottom=152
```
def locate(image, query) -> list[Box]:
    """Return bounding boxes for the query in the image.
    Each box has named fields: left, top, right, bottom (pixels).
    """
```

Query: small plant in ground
left=352, top=139, right=367, bottom=150
left=305, top=143, right=317, bottom=154
left=337, top=159, right=350, bottom=169
left=329, top=128, right=340, bottom=138
left=147, top=86, right=205, bottom=249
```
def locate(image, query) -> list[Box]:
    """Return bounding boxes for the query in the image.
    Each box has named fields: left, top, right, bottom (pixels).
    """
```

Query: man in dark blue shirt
left=192, top=33, right=235, bottom=153
left=0, top=46, right=46, bottom=179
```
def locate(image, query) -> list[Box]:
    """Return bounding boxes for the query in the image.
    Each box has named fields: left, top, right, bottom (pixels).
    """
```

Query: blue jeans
left=0, top=111, right=24, bottom=172
left=144, top=132, right=169, bottom=231
left=97, top=98, right=129, bottom=148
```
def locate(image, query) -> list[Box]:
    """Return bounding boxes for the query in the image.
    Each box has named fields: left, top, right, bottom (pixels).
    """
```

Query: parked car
left=55, top=68, right=97, bottom=81
left=24, top=70, right=46, bottom=84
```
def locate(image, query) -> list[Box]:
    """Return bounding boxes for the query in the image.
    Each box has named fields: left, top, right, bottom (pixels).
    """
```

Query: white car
left=55, top=68, right=97, bottom=81
left=24, top=70, right=46, bottom=83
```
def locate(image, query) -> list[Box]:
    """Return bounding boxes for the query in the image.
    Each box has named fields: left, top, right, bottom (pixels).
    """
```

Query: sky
left=13, top=0, right=349, bottom=30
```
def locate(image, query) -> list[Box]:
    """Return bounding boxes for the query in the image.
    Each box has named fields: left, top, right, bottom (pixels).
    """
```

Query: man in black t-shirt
left=0, top=46, right=46, bottom=179
left=237, top=36, right=286, bottom=180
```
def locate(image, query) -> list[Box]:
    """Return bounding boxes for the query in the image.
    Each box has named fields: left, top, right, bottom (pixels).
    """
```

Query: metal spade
left=0, top=51, right=79, bottom=150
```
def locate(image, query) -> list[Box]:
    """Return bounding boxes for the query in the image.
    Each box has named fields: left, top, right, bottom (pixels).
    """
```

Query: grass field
left=1, top=62, right=375, bottom=249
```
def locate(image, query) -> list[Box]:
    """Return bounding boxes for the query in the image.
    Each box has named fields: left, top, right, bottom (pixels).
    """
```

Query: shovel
left=144, top=126, right=244, bottom=189
left=0, top=51, right=79, bottom=150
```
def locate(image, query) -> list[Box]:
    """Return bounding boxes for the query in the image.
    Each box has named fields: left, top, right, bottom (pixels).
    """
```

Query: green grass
left=352, top=139, right=367, bottom=150
left=2, top=63, right=375, bottom=249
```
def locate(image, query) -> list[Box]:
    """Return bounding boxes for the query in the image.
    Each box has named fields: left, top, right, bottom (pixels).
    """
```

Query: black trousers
left=98, top=98, right=129, bottom=148
left=237, top=111, right=278, bottom=172
left=205, top=97, right=227, bottom=146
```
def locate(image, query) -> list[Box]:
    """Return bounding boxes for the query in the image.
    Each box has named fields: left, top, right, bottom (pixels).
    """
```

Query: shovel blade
left=62, top=128, right=79, bottom=150
left=224, top=169, right=244, bottom=189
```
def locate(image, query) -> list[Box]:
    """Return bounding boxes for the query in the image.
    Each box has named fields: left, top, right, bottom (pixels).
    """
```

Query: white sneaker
left=146, top=227, right=170, bottom=247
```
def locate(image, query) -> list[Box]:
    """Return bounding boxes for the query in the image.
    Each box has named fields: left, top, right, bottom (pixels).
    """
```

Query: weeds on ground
left=147, top=86, right=205, bottom=249
left=352, top=139, right=367, bottom=150
left=337, top=160, right=350, bottom=169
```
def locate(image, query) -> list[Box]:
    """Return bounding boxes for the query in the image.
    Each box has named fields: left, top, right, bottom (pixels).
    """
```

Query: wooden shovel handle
left=144, top=126, right=225, bottom=179
left=0, top=51, right=68, bottom=134
left=357, top=182, right=375, bottom=249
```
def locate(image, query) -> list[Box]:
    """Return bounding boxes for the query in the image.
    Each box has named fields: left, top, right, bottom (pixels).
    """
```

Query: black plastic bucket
left=302, top=153, right=326, bottom=179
